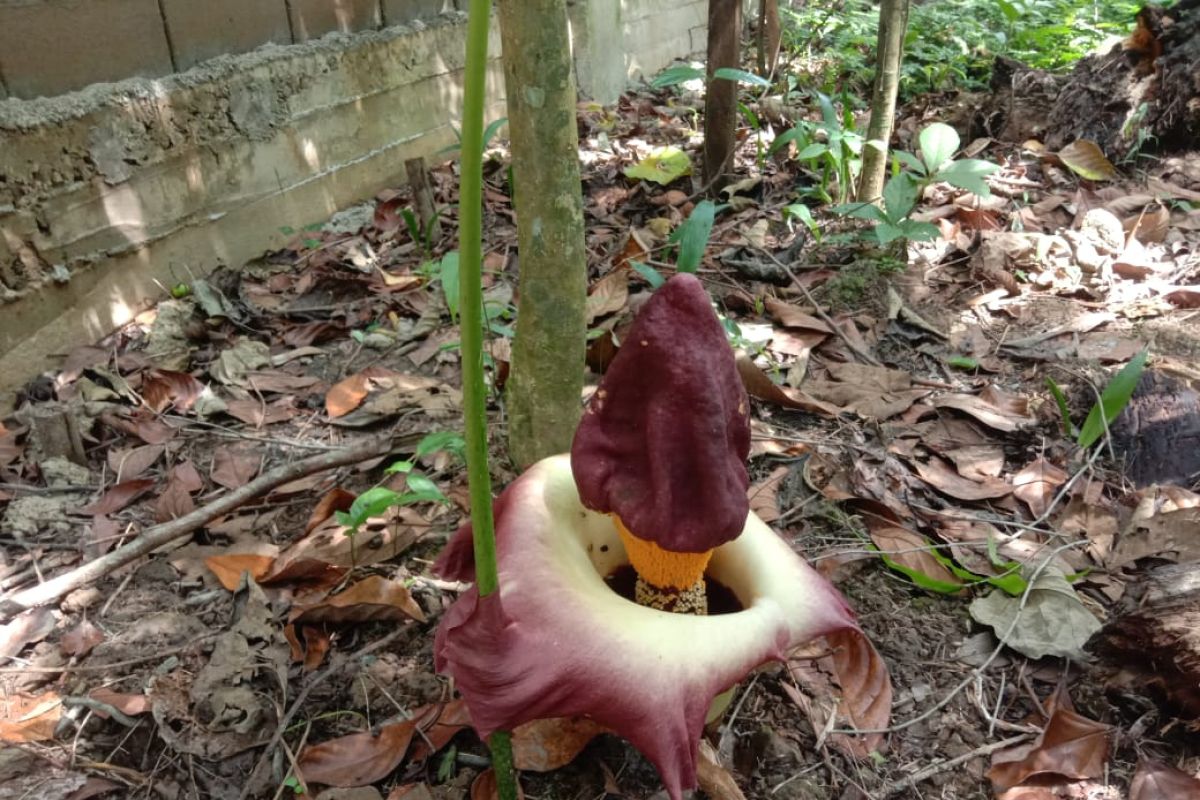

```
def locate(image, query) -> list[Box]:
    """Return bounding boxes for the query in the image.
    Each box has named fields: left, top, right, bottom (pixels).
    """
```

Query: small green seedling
left=671, top=200, right=721, bottom=273
left=1048, top=350, right=1149, bottom=449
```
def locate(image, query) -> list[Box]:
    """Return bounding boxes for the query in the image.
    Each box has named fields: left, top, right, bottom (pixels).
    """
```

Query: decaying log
left=1088, top=562, right=1200, bottom=718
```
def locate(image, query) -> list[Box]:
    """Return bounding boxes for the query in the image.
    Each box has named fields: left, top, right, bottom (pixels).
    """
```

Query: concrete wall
left=0, top=1, right=706, bottom=404
left=0, top=0, right=464, bottom=100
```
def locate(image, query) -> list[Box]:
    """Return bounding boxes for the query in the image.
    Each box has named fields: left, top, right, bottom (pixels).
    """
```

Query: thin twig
left=238, top=627, right=413, bottom=800
left=770, top=257, right=883, bottom=367
left=0, top=436, right=395, bottom=622
left=878, top=734, right=1032, bottom=798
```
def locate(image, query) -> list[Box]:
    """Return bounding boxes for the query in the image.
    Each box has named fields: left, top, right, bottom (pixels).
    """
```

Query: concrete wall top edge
left=0, top=12, right=468, bottom=132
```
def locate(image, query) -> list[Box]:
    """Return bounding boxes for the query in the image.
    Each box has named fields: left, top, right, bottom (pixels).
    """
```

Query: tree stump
left=1088, top=562, right=1200, bottom=719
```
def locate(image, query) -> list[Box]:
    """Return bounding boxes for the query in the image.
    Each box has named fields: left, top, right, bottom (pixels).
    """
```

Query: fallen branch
left=0, top=435, right=394, bottom=622
left=879, top=733, right=1031, bottom=798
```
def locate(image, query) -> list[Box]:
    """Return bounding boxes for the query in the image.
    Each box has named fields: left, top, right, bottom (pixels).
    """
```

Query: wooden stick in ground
left=405, top=156, right=443, bottom=243
left=0, top=435, right=394, bottom=622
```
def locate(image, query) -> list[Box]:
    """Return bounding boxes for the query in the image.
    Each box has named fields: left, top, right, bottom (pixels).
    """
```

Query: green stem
left=458, top=1, right=518, bottom=799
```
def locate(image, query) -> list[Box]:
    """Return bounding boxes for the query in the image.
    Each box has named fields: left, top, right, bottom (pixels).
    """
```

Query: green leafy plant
left=1048, top=350, right=1149, bottom=449
left=769, top=92, right=865, bottom=204
left=651, top=65, right=771, bottom=89
left=832, top=122, right=998, bottom=244
left=671, top=200, right=720, bottom=273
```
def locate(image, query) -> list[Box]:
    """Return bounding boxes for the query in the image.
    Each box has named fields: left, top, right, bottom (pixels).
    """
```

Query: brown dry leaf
left=785, top=628, right=892, bottom=759
left=1012, top=458, right=1068, bottom=518
left=585, top=270, right=629, bottom=324
left=82, top=479, right=156, bottom=516
left=293, top=575, right=426, bottom=625
left=299, top=719, right=419, bottom=787
left=66, top=777, right=125, bottom=800
left=88, top=687, right=151, bottom=717
left=170, top=460, right=205, bottom=493
left=101, top=410, right=178, bottom=445
left=205, top=554, right=277, bottom=591
left=764, top=297, right=834, bottom=333
left=913, top=457, right=1012, bottom=501
left=697, top=739, right=747, bottom=800
left=155, top=476, right=195, bottom=523
left=0, top=690, right=63, bottom=742
left=246, top=370, right=324, bottom=394
left=736, top=353, right=843, bottom=417
left=60, top=619, right=105, bottom=657
left=748, top=466, right=789, bottom=523
left=1057, top=140, right=1116, bottom=181
left=273, top=505, right=430, bottom=575
left=1109, top=507, right=1200, bottom=568
left=805, top=363, right=929, bottom=420
left=285, top=624, right=332, bottom=672
left=944, top=444, right=1005, bottom=481
left=326, top=372, right=373, bottom=418
left=142, top=370, right=204, bottom=413
left=211, top=447, right=261, bottom=489
left=306, top=487, right=358, bottom=534
left=470, top=768, right=525, bottom=800
left=866, top=523, right=963, bottom=592
left=225, top=397, right=297, bottom=427
left=408, top=700, right=473, bottom=761
left=1129, top=757, right=1200, bottom=799
left=988, top=705, right=1111, bottom=790
left=107, top=444, right=164, bottom=481
left=511, top=717, right=608, bottom=772
left=387, top=786, right=435, bottom=800
left=932, top=387, right=1035, bottom=432
left=0, top=608, right=56, bottom=660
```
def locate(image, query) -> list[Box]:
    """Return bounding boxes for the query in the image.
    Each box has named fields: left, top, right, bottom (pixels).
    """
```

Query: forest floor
left=3, top=61, right=1200, bottom=800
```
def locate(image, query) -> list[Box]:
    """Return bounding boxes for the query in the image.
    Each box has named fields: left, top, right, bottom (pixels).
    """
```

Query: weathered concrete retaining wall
left=0, top=0, right=461, bottom=100
left=0, top=1, right=706, bottom=404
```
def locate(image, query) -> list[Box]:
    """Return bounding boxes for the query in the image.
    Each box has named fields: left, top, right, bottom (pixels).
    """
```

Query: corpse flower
left=434, top=275, right=862, bottom=799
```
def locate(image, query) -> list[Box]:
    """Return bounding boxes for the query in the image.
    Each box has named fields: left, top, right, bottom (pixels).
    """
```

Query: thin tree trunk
left=704, top=0, right=742, bottom=190
left=757, top=0, right=781, bottom=77
left=497, top=0, right=588, bottom=469
left=857, top=0, right=910, bottom=203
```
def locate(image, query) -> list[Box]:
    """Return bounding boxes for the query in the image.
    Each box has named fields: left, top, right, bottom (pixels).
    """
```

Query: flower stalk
left=457, top=0, right=517, bottom=796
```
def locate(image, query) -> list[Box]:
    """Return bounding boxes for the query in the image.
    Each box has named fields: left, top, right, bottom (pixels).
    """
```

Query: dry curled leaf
left=913, top=457, right=1012, bottom=501
left=586, top=270, right=629, bottom=325
left=932, top=387, right=1035, bottom=432
left=60, top=619, right=105, bottom=658
left=299, top=719, right=419, bottom=787
left=106, top=444, right=164, bottom=481
left=511, top=717, right=609, bottom=772
left=0, top=690, right=63, bottom=743
left=785, top=628, right=892, bottom=758
left=747, top=466, right=789, bottom=523
left=988, top=704, right=1111, bottom=790
left=205, top=553, right=278, bottom=591
left=697, top=739, right=747, bottom=800
left=211, top=447, right=261, bottom=489
left=87, top=687, right=151, bottom=717
left=1012, top=457, right=1068, bottom=518
left=1057, top=140, right=1116, bottom=181
left=293, top=575, right=426, bottom=625
left=1129, top=756, right=1200, bottom=800
left=141, top=369, right=205, bottom=413
left=736, top=353, right=843, bottom=417
left=81, top=479, right=155, bottom=516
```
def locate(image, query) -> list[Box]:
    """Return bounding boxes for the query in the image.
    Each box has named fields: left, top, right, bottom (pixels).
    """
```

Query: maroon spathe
left=570, top=274, right=751, bottom=553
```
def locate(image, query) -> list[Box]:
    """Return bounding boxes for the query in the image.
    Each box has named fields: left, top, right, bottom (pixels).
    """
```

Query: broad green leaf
left=794, top=142, right=828, bottom=161
left=630, top=260, right=666, bottom=289
left=918, top=122, right=960, bottom=173
left=405, top=473, right=448, bottom=503
left=1058, top=140, right=1117, bottom=181
left=946, top=355, right=980, bottom=370
left=440, top=251, right=460, bottom=322
left=673, top=200, right=717, bottom=273
left=931, top=547, right=1028, bottom=596
left=892, top=149, right=926, bottom=176
left=816, top=92, right=839, bottom=128
left=1045, top=377, right=1078, bottom=437
left=624, top=146, right=693, bottom=185
left=767, top=126, right=809, bottom=156
left=401, top=208, right=422, bottom=244
left=650, top=65, right=705, bottom=88
left=384, top=459, right=415, bottom=475
left=481, top=117, right=508, bottom=150
left=881, top=174, right=920, bottom=222
left=1077, top=349, right=1148, bottom=448
left=782, top=204, right=821, bottom=240
left=713, top=67, right=771, bottom=87
left=934, top=159, right=998, bottom=197
left=874, top=548, right=966, bottom=594
left=415, top=431, right=466, bottom=459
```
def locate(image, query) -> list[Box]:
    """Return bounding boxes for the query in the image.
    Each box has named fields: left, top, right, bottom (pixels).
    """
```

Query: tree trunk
left=757, top=0, right=781, bottom=77
left=497, top=0, right=588, bottom=470
left=857, top=0, right=910, bottom=204
left=704, top=0, right=743, bottom=190
left=1088, top=562, right=1200, bottom=719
